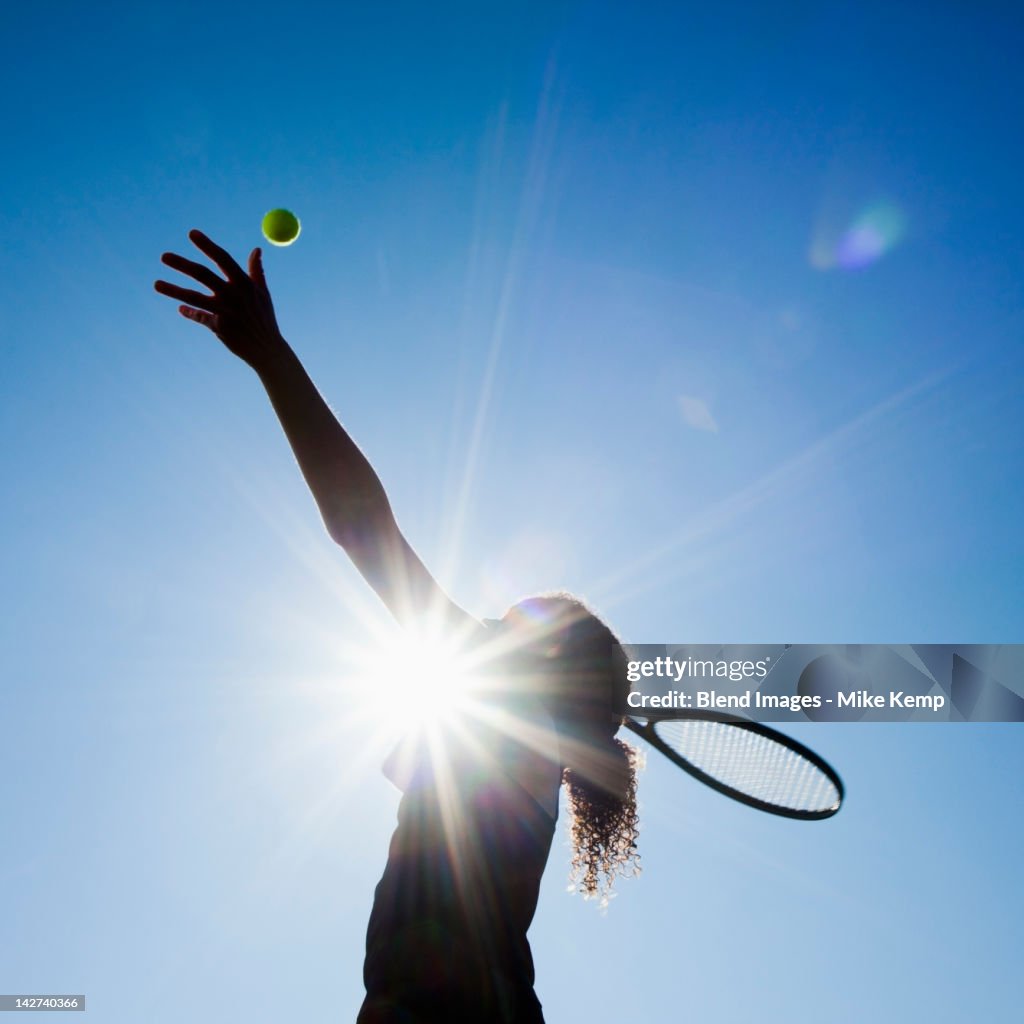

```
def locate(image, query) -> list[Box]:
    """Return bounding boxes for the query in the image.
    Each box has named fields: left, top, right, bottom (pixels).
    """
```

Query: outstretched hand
left=155, top=229, right=288, bottom=373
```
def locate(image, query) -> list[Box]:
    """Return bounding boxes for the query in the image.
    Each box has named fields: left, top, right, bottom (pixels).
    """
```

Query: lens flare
left=810, top=200, right=907, bottom=270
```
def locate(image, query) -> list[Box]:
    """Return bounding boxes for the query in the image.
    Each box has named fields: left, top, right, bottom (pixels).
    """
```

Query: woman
left=155, top=231, right=640, bottom=1022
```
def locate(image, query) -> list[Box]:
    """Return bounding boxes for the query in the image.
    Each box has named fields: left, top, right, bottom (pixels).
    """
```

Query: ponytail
left=563, top=735, right=641, bottom=905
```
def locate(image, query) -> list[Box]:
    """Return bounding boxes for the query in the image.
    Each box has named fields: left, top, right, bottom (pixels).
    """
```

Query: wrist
left=253, top=335, right=297, bottom=380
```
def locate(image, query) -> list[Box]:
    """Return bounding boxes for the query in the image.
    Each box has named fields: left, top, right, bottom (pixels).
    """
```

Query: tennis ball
left=261, top=208, right=301, bottom=246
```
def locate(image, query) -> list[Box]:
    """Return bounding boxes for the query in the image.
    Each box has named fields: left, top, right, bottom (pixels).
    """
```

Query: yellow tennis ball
left=261, top=208, right=301, bottom=246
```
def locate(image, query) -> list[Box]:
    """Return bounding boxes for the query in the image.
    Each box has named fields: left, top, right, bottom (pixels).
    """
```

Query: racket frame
left=623, top=710, right=844, bottom=820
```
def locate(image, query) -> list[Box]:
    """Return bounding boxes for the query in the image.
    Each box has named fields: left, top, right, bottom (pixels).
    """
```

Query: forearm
left=255, top=340, right=392, bottom=538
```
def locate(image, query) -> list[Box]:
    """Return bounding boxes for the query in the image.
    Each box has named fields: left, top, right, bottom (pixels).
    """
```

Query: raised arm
left=154, top=229, right=472, bottom=631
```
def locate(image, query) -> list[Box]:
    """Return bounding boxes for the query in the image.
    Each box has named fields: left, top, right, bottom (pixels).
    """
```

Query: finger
left=248, top=247, right=268, bottom=290
left=161, top=251, right=224, bottom=293
left=188, top=229, right=245, bottom=281
left=178, top=305, right=218, bottom=330
left=154, top=279, right=219, bottom=312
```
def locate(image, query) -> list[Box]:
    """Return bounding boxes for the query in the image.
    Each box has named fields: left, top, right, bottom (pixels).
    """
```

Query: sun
left=356, top=627, right=486, bottom=733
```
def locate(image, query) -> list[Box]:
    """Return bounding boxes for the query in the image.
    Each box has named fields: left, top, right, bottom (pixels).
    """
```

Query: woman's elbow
left=322, top=499, right=397, bottom=551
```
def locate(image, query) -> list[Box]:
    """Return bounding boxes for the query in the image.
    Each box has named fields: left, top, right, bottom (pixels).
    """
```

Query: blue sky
left=2, top=1, right=1022, bottom=1021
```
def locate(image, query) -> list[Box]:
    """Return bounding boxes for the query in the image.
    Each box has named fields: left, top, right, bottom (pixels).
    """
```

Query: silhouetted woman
left=155, top=231, right=640, bottom=1023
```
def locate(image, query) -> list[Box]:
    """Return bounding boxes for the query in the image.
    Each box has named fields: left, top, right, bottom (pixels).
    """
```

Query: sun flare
left=357, top=628, right=486, bottom=733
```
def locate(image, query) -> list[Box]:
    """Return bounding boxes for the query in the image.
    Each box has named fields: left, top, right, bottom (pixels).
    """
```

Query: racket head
left=623, top=712, right=844, bottom=820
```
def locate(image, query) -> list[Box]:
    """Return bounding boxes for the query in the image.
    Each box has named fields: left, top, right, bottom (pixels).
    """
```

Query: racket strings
left=654, top=720, right=841, bottom=813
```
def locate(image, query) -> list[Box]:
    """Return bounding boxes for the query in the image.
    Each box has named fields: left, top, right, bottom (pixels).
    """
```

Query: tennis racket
left=623, top=711, right=844, bottom=820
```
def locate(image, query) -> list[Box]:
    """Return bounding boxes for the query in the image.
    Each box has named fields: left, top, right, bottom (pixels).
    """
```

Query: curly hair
left=506, top=593, right=641, bottom=905
left=564, top=738, right=642, bottom=904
